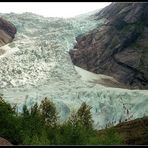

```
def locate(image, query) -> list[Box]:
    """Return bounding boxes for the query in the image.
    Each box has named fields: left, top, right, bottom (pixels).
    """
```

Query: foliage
left=40, top=97, right=58, bottom=127
left=96, top=128, right=123, bottom=145
left=0, top=97, right=21, bottom=144
left=77, top=102, right=93, bottom=129
left=0, top=98, right=123, bottom=145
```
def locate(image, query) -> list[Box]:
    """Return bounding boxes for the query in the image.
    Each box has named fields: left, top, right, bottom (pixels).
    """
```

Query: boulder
left=0, top=137, right=13, bottom=146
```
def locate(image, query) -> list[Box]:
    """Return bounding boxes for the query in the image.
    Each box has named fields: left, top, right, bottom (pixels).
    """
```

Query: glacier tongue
left=0, top=12, right=148, bottom=130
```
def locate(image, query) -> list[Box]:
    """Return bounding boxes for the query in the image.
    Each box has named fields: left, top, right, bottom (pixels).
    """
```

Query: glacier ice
left=0, top=12, right=148, bottom=130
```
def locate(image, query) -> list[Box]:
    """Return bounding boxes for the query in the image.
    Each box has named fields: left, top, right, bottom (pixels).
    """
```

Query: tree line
left=0, top=96, right=122, bottom=145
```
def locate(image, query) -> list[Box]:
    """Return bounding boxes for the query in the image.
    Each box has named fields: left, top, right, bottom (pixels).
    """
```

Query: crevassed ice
left=0, top=12, right=148, bottom=130
left=0, top=12, right=103, bottom=88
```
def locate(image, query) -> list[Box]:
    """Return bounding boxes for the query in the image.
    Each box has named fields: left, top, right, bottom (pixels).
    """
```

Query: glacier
left=0, top=12, right=148, bottom=130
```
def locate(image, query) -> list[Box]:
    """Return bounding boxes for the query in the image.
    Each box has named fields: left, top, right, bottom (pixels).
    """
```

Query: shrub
left=96, top=128, right=123, bottom=145
left=22, top=130, right=50, bottom=145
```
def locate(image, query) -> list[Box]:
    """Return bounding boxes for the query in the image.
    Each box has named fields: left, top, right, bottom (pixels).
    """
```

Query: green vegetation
left=97, top=128, right=123, bottom=145
left=0, top=97, right=123, bottom=145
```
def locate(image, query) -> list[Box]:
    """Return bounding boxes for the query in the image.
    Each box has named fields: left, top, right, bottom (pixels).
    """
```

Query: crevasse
left=0, top=12, right=148, bottom=130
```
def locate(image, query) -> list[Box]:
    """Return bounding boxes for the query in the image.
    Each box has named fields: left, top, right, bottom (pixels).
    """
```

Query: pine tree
left=40, top=97, right=58, bottom=127
left=77, top=102, right=93, bottom=129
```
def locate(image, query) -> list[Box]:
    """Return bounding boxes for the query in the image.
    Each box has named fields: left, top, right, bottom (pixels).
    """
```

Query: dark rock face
left=115, top=116, right=148, bottom=145
left=70, top=2, right=148, bottom=89
left=98, top=116, right=148, bottom=145
left=0, top=17, right=16, bottom=46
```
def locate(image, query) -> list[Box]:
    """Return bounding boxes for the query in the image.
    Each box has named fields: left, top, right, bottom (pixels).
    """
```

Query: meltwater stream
left=0, top=12, right=148, bottom=129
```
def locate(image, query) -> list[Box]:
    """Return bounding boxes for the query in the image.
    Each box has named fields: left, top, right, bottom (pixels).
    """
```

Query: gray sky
left=0, top=2, right=111, bottom=18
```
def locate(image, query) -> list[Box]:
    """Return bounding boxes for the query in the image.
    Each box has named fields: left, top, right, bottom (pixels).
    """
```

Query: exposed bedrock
left=69, top=3, right=148, bottom=89
left=0, top=17, right=16, bottom=47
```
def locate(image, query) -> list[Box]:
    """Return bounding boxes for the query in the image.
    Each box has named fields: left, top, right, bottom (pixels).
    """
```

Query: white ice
left=0, top=12, right=147, bottom=130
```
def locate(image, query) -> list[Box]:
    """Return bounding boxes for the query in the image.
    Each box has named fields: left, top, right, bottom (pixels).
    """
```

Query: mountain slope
left=98, top=116, right=148, bottom=145
left=70, top=2, right=148, bottom=89
left=0, top=12, right=148, bottom=130
left=0, top=17, right=16, bottom=46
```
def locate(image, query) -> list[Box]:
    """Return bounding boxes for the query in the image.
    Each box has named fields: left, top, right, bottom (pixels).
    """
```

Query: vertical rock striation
left=0, top=17, right=16, bottom=46
left=70, top=3, right=148, bottom=89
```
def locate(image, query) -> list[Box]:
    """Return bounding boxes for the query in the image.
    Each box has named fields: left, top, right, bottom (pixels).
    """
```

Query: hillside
left=0, top=4, right=148, bottom=131
left=98, top=116, right=148, bottom=145
left=70, top=2, right=148, bottom=89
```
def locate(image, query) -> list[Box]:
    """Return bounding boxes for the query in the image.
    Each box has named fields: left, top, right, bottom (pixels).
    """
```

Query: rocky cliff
left=0, top=17, right=16, bottom=47
left=70, top=2, right=148, bottom=89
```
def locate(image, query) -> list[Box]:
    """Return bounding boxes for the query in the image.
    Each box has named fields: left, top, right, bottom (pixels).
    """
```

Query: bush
left=96, top=128, right=123, bottom=145
left=22, top=130, right=50, bottom=145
